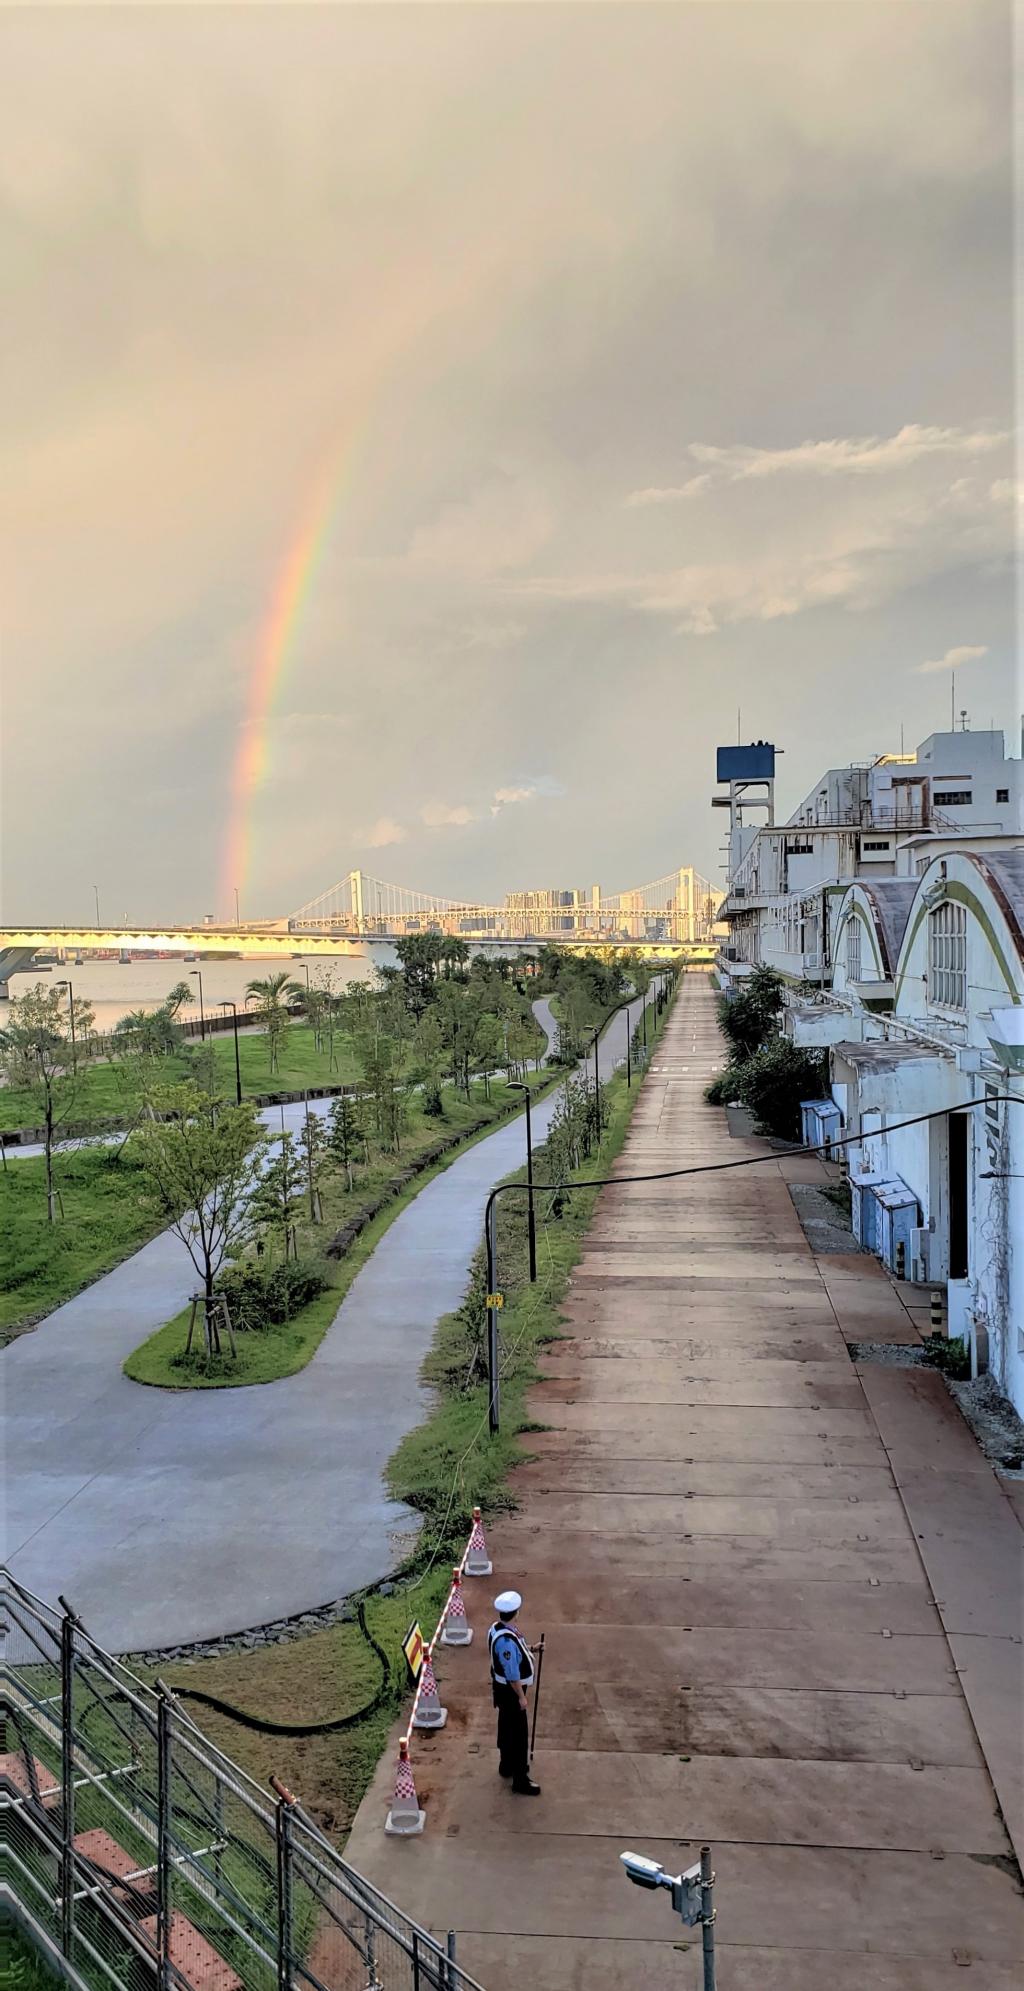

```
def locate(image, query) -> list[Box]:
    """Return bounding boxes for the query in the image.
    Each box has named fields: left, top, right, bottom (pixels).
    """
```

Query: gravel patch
left=789, top=1181, right=864, bottom=1256
left=848, top=1341, right=926, bottom=1368
left=948, top=1373, right=1024, bottom=1476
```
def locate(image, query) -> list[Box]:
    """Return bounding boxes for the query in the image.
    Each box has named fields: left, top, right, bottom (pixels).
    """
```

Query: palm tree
left=165, top=980, right=194, bottom=1017
left=244, top=971, right=304, bottom=1077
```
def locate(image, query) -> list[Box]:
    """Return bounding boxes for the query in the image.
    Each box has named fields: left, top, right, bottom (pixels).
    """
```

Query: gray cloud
left=1, top=2, right=1014, bottom=920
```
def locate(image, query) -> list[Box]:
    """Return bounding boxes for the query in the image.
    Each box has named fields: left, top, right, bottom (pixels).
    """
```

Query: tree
left=132, top=1083, right=266, bottom=1318
left=719, top=966, right=785, bottom=1062
left=114, top=1005, right=181, bottom=1055
left=0, top=983, right=80, bottom=1220
left=245, top=971, right=303, bottom=1076
left=297, top=1109, right=328, bottom=1222
left=326, top=1092, right=363, bottom=1189
left=246, top=1131, right=304, bottom=1261
left=414, top=1011, right=446, bottom=1116
left=394, top=935, right=442, bottom=1019
left=166, top=981, right=195, bottom=1017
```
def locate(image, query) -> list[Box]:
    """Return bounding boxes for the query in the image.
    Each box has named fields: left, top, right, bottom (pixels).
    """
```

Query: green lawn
left=0, top=1023, right=365, bottom=1132
left=153, top=979, right=679, bottom=1836
left=123, top=1066, right=558, bottom=1389
left=0, top=1148, right=164, bottom=1340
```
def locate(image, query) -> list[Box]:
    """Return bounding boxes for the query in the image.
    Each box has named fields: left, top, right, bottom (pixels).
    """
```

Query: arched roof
left=835, top=879, right=918, bottom=977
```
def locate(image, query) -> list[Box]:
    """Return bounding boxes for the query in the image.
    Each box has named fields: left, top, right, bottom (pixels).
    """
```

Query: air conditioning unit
left=910, top=1226, right=931, bottom=1284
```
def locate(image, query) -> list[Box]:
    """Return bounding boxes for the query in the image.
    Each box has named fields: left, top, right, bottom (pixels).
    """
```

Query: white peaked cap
left=494, top=1590, right=522, bottom=1614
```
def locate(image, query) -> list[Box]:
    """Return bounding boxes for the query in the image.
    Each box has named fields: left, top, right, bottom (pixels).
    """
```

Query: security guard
left=487, top=1590, right=540, bottom=1795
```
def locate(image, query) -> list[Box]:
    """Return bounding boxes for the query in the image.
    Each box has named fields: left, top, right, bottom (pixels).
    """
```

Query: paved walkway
left=2, top=1002, right=636, bottom=1654
left=347, top=979, right=1024, bottom=1989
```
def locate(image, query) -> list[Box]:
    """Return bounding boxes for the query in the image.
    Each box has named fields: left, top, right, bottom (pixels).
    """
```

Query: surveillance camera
left=620, top=1851, right=666, bottom=1891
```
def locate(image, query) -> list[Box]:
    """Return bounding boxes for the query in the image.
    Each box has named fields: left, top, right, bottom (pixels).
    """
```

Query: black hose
left=169, top=1598, right=394, bottom=1738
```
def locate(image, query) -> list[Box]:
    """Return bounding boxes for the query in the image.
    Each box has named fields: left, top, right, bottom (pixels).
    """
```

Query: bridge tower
left=349, top=869, right=365, bottom=933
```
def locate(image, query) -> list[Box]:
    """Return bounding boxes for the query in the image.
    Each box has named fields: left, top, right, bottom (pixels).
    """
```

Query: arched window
left=928, top=901, right=967, bottom=1011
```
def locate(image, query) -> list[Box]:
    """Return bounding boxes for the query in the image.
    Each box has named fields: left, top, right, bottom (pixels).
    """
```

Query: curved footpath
left=3, top=1000, right=636, bottom=1653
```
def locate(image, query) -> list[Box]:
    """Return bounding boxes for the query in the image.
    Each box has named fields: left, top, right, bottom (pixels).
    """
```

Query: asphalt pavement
left=3, top=997, right=639, bottom=1651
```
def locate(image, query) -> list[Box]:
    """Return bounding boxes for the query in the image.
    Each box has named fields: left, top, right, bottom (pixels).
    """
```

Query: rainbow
left=219, top=456, right=347, bottom=917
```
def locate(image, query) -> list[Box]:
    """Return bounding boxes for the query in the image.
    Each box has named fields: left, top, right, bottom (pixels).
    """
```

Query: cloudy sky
left=2, top=2, right=1016, bottom=923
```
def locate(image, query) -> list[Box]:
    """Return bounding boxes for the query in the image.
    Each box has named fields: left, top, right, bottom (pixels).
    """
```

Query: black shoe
left=511, top=1777, right=541, bottom=1796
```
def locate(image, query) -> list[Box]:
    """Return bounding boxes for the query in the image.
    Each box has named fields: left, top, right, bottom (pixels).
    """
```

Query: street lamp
left=219, top=1001, right=242, bottom=1105
left=93, top=884, right=101, bottom=927
left=620, top=1848, right=716, bottom=1989
left=189, top=969, right=205, bottom=1041
left=507, top=1082, right=537, bottom=1282
left=55, top=979, right=77, bottom=1071
left=591, top=1025, right=602, bottom=1136
left=625, top=1005, right=631, bottom=1088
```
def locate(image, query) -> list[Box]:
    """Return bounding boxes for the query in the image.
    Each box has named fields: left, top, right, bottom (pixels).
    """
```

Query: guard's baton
left=529, top=1633, right=545, bottom=1764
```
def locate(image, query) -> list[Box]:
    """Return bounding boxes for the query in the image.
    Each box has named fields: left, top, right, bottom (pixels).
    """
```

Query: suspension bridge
left=0, top=865, right=721, bottom=990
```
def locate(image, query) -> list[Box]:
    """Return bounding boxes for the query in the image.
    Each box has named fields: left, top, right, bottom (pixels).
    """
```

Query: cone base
left=385, top=1807, right=426, bottom=1836
left=464, top=1558, right=493, bottom=1577
left=413, top=1707, right=448, bottom=1730
left=440, top=1625, right=473, bottom=1646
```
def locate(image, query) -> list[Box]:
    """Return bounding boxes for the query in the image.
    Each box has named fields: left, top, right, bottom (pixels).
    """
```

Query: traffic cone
left=440, top=1567, right=473, bottom=1646
left=412, top=1653, right=448, bottom=1730
left=384, top=1740, right=425, bottom=1835
left=464, top=1507, right=493, bottom=1578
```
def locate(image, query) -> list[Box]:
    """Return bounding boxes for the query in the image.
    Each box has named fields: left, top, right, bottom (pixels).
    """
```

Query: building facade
left=795, top=849, right=1024, bottom=1419
left=718, top=728, right=1023, bottom=988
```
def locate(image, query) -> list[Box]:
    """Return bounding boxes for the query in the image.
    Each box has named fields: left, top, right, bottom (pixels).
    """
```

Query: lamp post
left=625, top=1005, right=631, bottom=1088
left=56, top=979, right=77, bottom=1071
left=508, top=1082, right=537, bottom=1282
left=234, top=886, right=240, bottom=927
left=189, top=970, right=205, bottom=1041
left=219, top=1001, right=242, bottom=1105
left=591, top=1025, right=602, bottom=1136
left=93, top=884, right=100, bottom=927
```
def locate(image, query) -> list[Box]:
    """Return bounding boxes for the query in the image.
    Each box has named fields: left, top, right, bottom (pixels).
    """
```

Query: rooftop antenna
left=959, top=707, right=969, bottom=732
left=737, top=706, right=741, bottom=745
left=950, top=671, right=955, bottom=731
left=899, top=722, right=904, bottom=755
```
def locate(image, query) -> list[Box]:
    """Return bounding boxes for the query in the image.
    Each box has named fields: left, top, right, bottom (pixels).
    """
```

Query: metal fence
left=1, top=1569, right=484, bottom=1991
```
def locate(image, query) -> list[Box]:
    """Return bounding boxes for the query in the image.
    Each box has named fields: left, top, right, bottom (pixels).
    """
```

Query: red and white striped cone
left=464, top=1506, right=493, bottom=1578
left=440, top=1567, right=474, bottom=1646
left=384, top=1739, right=425, bottom=1836
left=412, top=1652, right=448, bottom=1730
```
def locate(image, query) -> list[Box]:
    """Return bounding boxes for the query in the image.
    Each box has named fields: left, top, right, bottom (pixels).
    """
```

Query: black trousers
left=495, top=1685, right=529, bottom=1781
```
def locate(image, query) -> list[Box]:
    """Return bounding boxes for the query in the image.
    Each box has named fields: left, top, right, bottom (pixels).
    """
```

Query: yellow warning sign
left=485, top=1293, right=505, bottom=1310
left=402, top=1622, right=425, bottom=1681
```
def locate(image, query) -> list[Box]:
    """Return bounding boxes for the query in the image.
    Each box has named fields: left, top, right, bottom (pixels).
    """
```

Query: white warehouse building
left=718, top=727, right=1022, bottom=989
left=805, top=849, right=1024, bottom=1420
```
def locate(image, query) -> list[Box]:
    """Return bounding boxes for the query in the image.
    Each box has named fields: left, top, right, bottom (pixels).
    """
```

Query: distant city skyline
left=2, top=3, right=1015, bottom=923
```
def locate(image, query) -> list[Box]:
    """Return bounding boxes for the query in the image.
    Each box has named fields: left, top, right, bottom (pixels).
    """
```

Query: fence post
left=155, top=1684, right=173, bottom=1991
left=59, top=1600, right=77, bottom=1962
left=447, top=1928, right=458, bottom=1988
left=275, top=1792, right=295, bottom=1991
left=699, top=1844, right=716, bottom=1991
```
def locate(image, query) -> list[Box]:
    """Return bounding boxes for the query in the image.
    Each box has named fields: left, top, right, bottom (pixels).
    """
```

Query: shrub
left=922, top=1333, right=971, bottom=1380
left=728, top=1039, right=827, bottom=1142
left=704, top=1066, right=745, bottom=1106
left=718, top=966, right=785, bottom=1061
left=216, top=1257, right=328, bottom=1330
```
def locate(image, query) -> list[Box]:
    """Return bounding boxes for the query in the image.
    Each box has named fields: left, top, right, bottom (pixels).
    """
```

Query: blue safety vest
left=488, top=1622, right=534, bottom=1689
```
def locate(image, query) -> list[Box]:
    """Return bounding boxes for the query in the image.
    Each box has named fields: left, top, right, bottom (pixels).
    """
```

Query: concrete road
left=346, top=980, right=1024, bottom=1990
left=2, top=998, right=635, bottom=1653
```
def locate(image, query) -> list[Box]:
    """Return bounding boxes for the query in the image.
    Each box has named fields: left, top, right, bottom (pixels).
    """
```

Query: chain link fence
left=2, top=1570, right=483, bottom=1991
